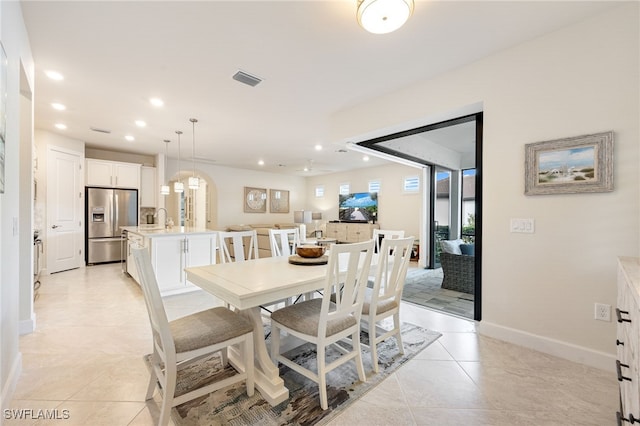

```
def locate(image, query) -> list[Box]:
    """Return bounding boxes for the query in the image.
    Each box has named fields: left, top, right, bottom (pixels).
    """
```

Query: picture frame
left=269, top=189, right=289, bottom=213
left=243, top=186, right=267, bottom=213
left=524, top=131, right=613, bottom=196
left=0, top=41, right=6, bottom=194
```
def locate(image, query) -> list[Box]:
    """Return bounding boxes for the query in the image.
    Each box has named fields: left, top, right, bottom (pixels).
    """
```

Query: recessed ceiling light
left=54, top=123, right=67, bottom=130
left=51, top=103, right=66, bottom=111
left=258, top=160, right=265, bottom=166
left=363, top=155, right=370, bottom=162
left=125, top=135, right=135, bottom=142
left=45, top=70, right=64, bottom=81
left=149, top=98, right=164, bottom=107
left=315, top=144, right=323, bottom=151
left=135, top=120, right=146, bottom=127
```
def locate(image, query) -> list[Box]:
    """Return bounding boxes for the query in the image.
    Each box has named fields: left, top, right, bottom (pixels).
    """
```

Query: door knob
left=51, top=224, right=60, bottom=229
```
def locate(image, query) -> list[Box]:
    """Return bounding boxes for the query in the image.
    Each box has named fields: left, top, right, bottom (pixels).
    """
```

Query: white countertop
left=121, top=225, right=218, bottom=237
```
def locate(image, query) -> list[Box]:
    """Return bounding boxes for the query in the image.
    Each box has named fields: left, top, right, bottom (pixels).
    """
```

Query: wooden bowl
left=296, top=245, right=326, bottom=258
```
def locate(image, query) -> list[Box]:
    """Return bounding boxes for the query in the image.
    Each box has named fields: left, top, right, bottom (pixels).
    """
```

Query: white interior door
left=47, top=146, right=83, bottom=273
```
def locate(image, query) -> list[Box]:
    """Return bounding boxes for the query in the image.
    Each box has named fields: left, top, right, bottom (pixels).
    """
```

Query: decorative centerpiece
left=289, top=245, right=328, bottom=265
left=296, top=245, right=326, bottom=258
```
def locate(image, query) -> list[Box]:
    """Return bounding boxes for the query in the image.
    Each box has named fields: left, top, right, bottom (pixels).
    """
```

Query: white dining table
left=185, top=254, right=342, bottom=405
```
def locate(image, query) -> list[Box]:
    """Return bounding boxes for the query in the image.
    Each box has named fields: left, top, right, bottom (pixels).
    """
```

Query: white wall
left=0, top=0, right=34, bottom=410
left=305, top=163, right=422, bottom=239
left=331, top=4, right=639, bottom=368
left=165, top=160, right=307, bottom=230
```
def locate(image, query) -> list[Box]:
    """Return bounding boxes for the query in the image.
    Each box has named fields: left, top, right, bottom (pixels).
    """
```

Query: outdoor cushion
left=441, top=239, right=463, bottom=255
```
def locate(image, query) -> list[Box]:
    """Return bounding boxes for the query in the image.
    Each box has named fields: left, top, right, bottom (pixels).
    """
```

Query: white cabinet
left=150, top=233, right=218, bottom=295
left=617, top=257, right=640, bottom=424
left=325, top=222, right=379, bottom=243
left=126, top=232, right=146, bottom=283
left=140, top=166, right=156, bottom=208
left=86, top=159, right=141, bottom=189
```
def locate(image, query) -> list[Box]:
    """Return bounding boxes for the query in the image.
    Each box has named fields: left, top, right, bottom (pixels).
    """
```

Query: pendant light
left=174, top=130, right=184, bottom=193
left=160, top=139, right=170, bottom=196
left=188, top=118, right=200, bottom=190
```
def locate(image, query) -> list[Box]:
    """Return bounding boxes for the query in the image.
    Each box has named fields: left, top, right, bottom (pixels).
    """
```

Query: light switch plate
left=510, top=218, right=534, bottom=233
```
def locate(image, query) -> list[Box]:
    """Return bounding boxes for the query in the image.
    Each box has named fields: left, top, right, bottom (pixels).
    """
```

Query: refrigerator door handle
left=114, top=192, right=119, bottom=236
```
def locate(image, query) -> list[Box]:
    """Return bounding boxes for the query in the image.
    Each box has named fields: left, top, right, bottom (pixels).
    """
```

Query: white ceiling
left=20, top=1, right=617, bottom=176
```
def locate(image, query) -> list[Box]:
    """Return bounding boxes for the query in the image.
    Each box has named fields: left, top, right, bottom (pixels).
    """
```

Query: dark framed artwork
left=243, top=186, right=267, bottom=213
left=0, top=41, right=6, bottom=194
left=269, top=189, right=289, bottom=213
left=525, top=131, right=613, bottom=195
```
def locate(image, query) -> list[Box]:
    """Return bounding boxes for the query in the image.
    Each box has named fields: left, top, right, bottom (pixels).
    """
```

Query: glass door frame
left=356, top=112, right=483, bottom=321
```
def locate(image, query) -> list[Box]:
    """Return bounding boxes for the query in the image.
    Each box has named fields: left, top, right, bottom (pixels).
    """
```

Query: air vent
left=232, top=70, right=262, bottom=87
left=90, top=126, right=111, bottom=134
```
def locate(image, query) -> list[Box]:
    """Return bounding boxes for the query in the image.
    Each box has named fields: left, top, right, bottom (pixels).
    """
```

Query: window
left=368, top=180, right=380, bottom=193
left=403, top=176, right=419, bottom=192
left=339, top=183, right=350, bottom=195
left=315, top=185, right=324, bottom=198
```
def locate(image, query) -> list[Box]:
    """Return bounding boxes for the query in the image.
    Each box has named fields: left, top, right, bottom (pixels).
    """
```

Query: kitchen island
left=122, top=226, right=218, bottom=296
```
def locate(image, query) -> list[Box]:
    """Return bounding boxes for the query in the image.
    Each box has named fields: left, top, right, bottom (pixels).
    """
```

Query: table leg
left=229, top=307, right=289, bottom=406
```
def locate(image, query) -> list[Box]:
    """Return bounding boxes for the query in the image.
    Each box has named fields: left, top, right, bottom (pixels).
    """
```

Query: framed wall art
left=524, top=131, right=613, bottom=195
left=244, top=186, right=267, bottom=213
left=269, top=189, right=289, bottom=213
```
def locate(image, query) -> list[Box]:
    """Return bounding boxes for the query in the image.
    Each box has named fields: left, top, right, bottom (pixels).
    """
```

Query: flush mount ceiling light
left=45, top=70, right=64, bottom=81
left=357, top=0, right=414, bottom=34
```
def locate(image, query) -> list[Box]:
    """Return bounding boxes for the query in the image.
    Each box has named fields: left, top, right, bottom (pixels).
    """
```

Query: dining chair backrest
left=373, top=229, right=405, bottom=253
left=269, top=228, right=300, bottom=257
left=372, top=236, right=415, bottom=307
left=320, top=239, right=375, bottom=338
left=132, top=247, right=175, bottom=362
left=219, top=230, right=259, bottom=263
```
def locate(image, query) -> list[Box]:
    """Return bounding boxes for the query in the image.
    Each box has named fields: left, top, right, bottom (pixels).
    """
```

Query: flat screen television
left=338, top=192, right=378, bottom=223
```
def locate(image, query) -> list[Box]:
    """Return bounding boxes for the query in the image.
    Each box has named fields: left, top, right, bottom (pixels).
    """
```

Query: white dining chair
left=132, top=247, right=254, bottom=426
left=269, top=228, right=300, bottom=257
left=372, top=229, right=405, bottom=253
left=362, top=236, right=414, bottom=373
left=270, top=239, right=375, bottom=410
left=219, top=230, right=259, bottom=263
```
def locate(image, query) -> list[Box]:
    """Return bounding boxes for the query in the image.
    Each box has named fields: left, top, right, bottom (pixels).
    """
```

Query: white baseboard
left=18, top=313, right=36, bottom=335
left=1, top=352, right=22, bottom=411
left=478, top=321, right=615, bottom=372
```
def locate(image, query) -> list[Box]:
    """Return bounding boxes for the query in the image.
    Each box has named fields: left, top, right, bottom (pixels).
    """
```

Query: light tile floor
left=8, top=263, right=617, bottom=425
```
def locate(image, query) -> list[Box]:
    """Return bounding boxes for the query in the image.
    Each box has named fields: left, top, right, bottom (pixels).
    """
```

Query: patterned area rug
left=145, top=322, right=440, bottom=426
left=402, top=267, right=474, bottom=319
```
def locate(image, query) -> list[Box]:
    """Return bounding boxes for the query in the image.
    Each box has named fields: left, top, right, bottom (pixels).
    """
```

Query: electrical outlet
left=594, top=303, right=611, bottom=321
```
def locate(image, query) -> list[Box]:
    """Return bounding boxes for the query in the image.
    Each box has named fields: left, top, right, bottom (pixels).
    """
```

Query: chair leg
left=221, top=347, right=229, bottom=366
left=393, top=312, right=404, bottom=355
left=317, top=344, right=328, bottom=410
left=144, top=372, right=157, bottom=400
left=369, top=322, right=379, bottom=374
left=158, top=365, right=177, bottom=426
left=352, top=329, right=367, bottom=382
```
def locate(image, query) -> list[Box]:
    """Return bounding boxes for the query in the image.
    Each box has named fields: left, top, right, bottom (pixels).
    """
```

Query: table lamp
left=312, top=212, right=323, bottom=238
left=294, top=210, right=312, bottom=243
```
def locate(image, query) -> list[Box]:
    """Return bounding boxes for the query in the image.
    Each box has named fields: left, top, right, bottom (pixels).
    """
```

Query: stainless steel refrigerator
left=86, top=187, right=138, bottom=264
